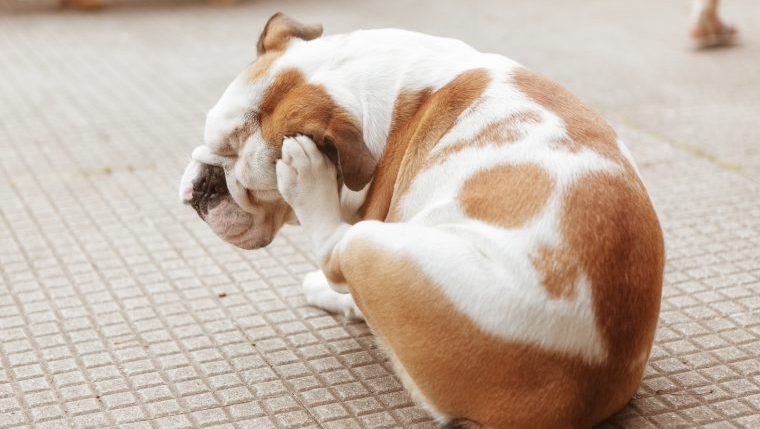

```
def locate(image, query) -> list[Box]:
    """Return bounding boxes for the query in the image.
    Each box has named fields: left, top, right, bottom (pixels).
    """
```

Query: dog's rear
left=318, top=67, right=664, bottom=429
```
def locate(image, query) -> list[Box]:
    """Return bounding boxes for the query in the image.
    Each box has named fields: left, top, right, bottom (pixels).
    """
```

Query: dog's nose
left=188, top=164, right=229, bottom=218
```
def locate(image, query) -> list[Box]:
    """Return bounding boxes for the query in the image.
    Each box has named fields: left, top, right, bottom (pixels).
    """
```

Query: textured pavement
left=1, top=1, right=759, bottom=428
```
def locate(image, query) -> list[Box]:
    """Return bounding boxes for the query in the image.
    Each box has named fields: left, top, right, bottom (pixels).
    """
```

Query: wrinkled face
left=179, top=158, right=293, bottom=249
left=179, top=13, right=375, bottom=249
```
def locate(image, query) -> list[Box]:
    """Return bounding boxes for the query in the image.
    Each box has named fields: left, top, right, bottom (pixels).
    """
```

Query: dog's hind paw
left=302, top=270, right=363, bottom=320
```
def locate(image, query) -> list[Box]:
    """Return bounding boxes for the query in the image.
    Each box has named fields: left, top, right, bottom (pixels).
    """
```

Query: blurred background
left=0, top=1, right=758, bottom=428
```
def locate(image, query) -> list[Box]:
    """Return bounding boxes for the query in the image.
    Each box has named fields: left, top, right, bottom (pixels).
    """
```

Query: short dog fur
left=180, top=13, right=665, bottom=429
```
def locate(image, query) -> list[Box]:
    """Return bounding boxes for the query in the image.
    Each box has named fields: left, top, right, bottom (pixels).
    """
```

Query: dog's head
left=179, top=13, right=376, bottom=249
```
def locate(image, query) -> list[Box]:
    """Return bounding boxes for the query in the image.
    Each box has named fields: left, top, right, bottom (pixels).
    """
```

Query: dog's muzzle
left=180, top=145, right=256, bottom=215
left=184, top=163, right=228, bottom=219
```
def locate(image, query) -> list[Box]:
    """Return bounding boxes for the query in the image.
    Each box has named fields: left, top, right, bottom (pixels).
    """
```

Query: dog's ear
left=320, top=114, right=376, bottom=191
left=257, top=13, right=323, bottom=56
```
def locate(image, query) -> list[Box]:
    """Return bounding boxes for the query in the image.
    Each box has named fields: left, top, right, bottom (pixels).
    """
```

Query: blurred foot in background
left=62, top=0, right=238, bottom=9
left=690, top=0, right=738, bottom=48
left=62, top=0, right=103, bottom=9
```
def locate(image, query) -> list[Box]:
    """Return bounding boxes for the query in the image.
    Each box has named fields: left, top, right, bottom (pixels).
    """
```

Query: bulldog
left=179, top=13, right=664, bottom=429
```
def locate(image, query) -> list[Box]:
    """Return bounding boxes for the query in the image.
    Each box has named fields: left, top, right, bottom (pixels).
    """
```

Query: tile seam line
left=278, top=231, right=417, bottom=426
left=128, top=157, right=419, bottom=426
left=70, top=134, right=332, bottom=427
left=3, top=108, right=225, bottom=428
left=0, top=169, right=107, bottom=429
left=49, top=156, right=248, bottom=429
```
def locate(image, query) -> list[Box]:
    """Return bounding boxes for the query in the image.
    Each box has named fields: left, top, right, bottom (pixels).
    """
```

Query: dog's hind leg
left=318, top=220, right=508, bottom=427
left=275, top=134, right=532, bottom=427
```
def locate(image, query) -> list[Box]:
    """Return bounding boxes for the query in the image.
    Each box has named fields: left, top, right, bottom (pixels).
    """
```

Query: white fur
left=194, top=27, right=650, bottom=421
left=302, top=270, right=363, bottom=320
left=179, top=158, right=202, bottom=202
left=202, top=29, right=522, bottom=211
left=276, top=135, right=343, bottom=246
left=201, top=29, right=636, bottom=363
left=272, top=31, right=519, bottom=158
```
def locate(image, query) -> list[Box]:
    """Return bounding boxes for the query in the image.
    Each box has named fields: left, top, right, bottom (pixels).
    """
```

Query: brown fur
left=359, top=88, right=432, bottom=220
left=238, top=29, right=662, bottom=425
left=530, top=245, right=580, bottom=300
left=314, top=68, right=664, bottom=428
left=562, top=173, right=664, bottom=362
left=326, top=237, right=655, bottom=429
left=513, top=68, right=623, bottom=163
left=425, top=111, right=542, bottom=167
left=513, top=67, right=663, bottom=360
left=257, top=69, right=376, bottom=191
left=256, top=13, right=323, bottom=56
left=459, top=163, right=553, bottom=229
left=359, top=69, right=491, bottom=221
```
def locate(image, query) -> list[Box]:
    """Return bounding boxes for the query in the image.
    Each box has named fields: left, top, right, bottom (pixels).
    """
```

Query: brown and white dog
left=179, top=13, right=664, bottom=429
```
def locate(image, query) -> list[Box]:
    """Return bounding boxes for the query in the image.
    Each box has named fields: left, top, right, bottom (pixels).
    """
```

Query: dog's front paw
left=276, top=135, right=341, bottom=227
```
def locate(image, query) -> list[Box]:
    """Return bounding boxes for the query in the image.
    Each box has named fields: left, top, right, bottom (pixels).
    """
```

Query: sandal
left=690, top=3, right=738, bottom=48
left=62, top=0, right=104, bottom=9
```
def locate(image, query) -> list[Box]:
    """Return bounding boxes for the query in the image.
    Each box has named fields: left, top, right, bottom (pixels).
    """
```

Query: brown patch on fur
left=359, top=88, right=432, bottom=220
left=324, top=236, right=652, bottom=429
left=391, top=90, right=435, bottom=133
left=317, top=165, right=663, bottom=427
left=425, top=111, right=542, bottom=168
left=530, top=245, right=580, bottom=300
left=474, top=111, right=541, bottom=143
left=359, top=70, right=490, bottom=220
left=513, top=68, right=622, bottom=163
left=562, top=172, right=664, bottom=362
left=256, top=13, right=322, bottom=56
left=459, top=163, right=553, bottom=229
left=257, top=69, right=376, bottom=191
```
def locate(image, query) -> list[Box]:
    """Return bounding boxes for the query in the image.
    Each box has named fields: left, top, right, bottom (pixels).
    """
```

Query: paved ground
left=1, top=0, right=759, bottom=428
